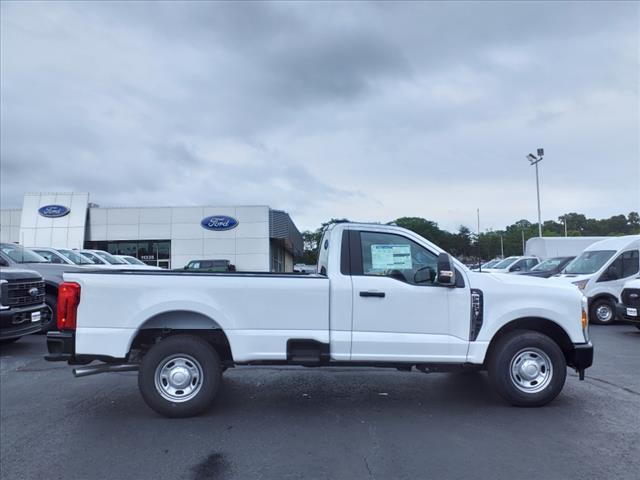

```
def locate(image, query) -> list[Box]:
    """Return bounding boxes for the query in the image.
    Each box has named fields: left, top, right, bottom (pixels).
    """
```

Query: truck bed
left=65, top=270, right=330, bottom=361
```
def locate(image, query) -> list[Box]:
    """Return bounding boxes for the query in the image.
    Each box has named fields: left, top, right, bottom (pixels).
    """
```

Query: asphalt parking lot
left=1, top=325, right=639, bottom=480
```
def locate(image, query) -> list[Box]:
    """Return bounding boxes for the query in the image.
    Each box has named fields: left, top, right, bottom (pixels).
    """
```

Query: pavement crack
left=363, top=456, right=374, bottom=478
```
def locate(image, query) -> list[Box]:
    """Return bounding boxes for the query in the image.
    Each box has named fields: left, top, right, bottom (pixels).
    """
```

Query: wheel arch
left=128, top=310, right=234, bottom=365
left=485, top=317, right=574, bottom=366
left=588, top=293, right=618, bottom=307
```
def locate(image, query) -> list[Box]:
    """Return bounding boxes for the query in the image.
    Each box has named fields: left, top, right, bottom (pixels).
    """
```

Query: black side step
left=286, top=339, right=330, bottom=364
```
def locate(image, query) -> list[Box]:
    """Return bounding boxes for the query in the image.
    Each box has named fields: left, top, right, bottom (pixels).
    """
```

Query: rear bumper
left=45, top=331, right=75, bottom=361
left=568, top=342, right=594, bottom=371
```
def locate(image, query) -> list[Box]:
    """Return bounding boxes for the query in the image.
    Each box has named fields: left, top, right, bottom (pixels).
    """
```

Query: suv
left=0, top=243, right=85, bottom=332
left=0, top=268, right=48, bottom=343
left=184, top=259, right=236, bottom=272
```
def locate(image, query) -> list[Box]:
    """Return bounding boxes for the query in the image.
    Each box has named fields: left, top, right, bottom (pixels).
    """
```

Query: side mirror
left=510, top=265, right=522, bottom=272
left=436, top=252, right=456, bottom=286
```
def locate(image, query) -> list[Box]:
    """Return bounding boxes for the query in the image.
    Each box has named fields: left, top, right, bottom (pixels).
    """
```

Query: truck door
left=348, top=230, right=470, bottom=362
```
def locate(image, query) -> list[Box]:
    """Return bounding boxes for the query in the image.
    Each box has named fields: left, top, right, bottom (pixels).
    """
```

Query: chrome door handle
left=359, top=291, right=385, bottom=298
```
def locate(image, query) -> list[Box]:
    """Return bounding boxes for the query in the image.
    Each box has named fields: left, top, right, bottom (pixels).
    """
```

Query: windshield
left=492, top=256, right=519, bottom=269
left=123, top=256, right=145, bottom=265
left=532, top=257, right=567, bottom=272
left=94, top=251, right=127, bottom=265
left=58, top=249, right=96, bottom=265
left=482, top=259, right=500, bottom=268
left=563, top=250, right=615, bottom=275
left=34, top=249, right=68, bottom=264
left=80, top=251, right=106, bottom=264
left=0, top=243, right=49, bottom=263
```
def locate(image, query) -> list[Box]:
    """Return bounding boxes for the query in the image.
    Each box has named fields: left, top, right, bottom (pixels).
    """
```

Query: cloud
left=1, top=1, right=638, bottom=232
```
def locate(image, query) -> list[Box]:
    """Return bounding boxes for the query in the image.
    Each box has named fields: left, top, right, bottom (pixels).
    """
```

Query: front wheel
left=488, top=330, right=566, bottom=407
left=138, top=335, right=222, bottom=417
left=589, top=298, right=616, bottom=325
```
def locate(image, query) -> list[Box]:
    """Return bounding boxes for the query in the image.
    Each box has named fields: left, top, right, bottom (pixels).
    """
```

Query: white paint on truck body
left=65, top=223, right=588, bottom=365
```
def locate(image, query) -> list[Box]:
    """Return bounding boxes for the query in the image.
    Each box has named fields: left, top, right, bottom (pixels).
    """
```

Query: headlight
left=572, top=279, right=589, bottom=290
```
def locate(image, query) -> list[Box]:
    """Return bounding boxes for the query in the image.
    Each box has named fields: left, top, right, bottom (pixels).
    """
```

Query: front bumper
left=616, top=302, right=639, bottom=324
left=568, top=342, right=593, bottom=377
left=0, top=304, right=46, bottom=340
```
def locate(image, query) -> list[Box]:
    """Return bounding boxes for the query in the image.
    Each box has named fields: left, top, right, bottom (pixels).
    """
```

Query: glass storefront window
left=84, top=240, right=171, bottom=268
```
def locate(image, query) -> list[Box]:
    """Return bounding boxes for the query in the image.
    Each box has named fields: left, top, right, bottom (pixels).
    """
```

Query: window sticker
left=371, top=244, right=412, bottom=270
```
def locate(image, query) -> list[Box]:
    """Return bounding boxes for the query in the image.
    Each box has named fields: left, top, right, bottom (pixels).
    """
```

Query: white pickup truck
left=46, top=223, right=593, bottom=417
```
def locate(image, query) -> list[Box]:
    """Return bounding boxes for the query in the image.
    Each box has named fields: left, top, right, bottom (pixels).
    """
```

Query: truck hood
left=551, top=273, right=592, bottom=284
left=469, top=270, right=579, bottom=293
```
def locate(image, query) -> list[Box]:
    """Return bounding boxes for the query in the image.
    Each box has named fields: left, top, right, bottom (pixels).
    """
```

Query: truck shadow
left=211, top=367, right=500, bottom=414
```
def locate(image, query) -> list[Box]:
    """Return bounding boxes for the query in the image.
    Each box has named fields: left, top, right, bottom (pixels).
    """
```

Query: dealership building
left=0, top=192, right=303, bottom=271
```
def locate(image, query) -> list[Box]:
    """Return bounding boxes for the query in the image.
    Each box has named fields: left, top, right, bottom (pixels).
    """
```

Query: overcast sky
left=1, top=1, right=638, bottom=232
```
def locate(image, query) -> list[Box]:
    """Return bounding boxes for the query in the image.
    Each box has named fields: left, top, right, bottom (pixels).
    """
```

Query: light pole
left=527, top=148, right=544, bottom=237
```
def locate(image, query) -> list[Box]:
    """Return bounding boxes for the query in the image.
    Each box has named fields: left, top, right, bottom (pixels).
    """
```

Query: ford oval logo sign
left=200, top=215, right=238, bottom=231
left=38, top=205, right=70, bottom=218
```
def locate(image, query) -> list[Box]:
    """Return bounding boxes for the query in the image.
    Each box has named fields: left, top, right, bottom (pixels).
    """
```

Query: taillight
left=57, top=282, right=81, bottom=331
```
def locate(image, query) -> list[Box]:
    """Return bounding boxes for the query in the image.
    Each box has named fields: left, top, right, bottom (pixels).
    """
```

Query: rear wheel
left=488, top=330, right=566, bottom=407
left=138, top=335, right=221, bottom=417
left=590, top=298, right=616, bottom=325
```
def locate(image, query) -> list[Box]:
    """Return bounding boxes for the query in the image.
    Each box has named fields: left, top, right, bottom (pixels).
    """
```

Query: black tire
left=590, top=298, right=616, bottom=325
left=488, top=330, right=566, bottom=407
left=138, top=335, right=221, bottom=418
left=41, top=294, right=57, bottom=333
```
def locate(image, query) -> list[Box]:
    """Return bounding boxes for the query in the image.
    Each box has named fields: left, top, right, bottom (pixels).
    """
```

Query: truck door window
left=621, top=250, right=639, bottom=278
left=359, top=232, right=438, bottom=285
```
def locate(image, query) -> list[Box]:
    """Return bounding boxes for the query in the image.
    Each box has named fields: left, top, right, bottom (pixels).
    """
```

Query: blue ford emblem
left=38, top=205, right=70, bottom=218
left=200, top=215, right=239, bottom=231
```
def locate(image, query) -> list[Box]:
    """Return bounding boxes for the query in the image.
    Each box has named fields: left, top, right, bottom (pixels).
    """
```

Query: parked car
left=0, top=268, right=48, bottom=343
left=55, top=248, right=99, bottom=266
left=553, top=235, right=640, bottom=324
left=482, top=256, right=539, bottom=274
left=115, top=255, right=163, bottom=270
left=184, top=259, right=236, bottom=272
left=78, top=249, right=129, bottom=268
left=0, top=243, right=85, bottom=332
left=46, top=222, right=592, bottom=417
left=617, top=278, right=640, bottom=330
left=519, top=256, right=575, bottom=279
left=471, top=258, right=502, bottom=272
left=31, top=247, right=76, bottom=265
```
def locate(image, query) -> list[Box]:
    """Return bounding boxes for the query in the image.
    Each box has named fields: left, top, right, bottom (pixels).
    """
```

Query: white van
left=554, top=235, right=640, bottom=324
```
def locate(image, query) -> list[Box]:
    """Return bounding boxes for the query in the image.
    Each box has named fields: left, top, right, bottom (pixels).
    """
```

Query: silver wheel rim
left=596, top=304, right=613, bottom=322
left=509, top=348, right=553, bottom=393
left=154, top=354, right=203, bottom=403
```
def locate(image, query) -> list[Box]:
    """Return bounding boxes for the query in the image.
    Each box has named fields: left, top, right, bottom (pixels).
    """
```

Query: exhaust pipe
left=73, top=364, right=139, bottom=378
